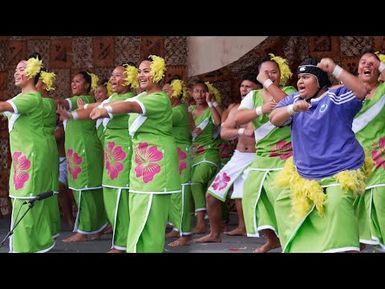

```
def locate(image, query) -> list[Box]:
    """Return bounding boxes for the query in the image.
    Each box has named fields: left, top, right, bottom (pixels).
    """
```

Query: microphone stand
left=0, top=200, right=36, bottom=248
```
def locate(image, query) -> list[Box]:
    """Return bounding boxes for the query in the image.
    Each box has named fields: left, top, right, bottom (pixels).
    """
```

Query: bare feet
left=62, top=233, right=87, bottom=243
left=360, top=243, right=367, bottom=251
left=88, top=232, right=103, bottom=240
left=253, top=239, right=281, bottom=253
left=224, top=227, right=246, bottom=236
left=166, top=230, right=180, bottom=238
left=194, top=233, right=221, bottom=243
left=168, top=236, right=191, bottom=247
left=108, top=248, right=125, bottom=253
left=103, top=224, right=113, bottom=234
left=192, top=224, right=207, bottom=234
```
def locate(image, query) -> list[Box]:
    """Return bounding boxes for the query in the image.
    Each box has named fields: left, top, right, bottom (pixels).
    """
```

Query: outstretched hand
left=90, top=106, right=108, bottom=120
left=57, top=105, right=72, bottom=121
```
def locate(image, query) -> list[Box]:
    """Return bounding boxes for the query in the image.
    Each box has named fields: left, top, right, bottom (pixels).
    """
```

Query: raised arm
left=317, top=58, right=368, bottom=100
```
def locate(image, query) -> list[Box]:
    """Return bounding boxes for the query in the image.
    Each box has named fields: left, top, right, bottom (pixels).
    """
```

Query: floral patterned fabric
left=128, top=91, right=180, bottom=194
left=7, top=92, right=52, bottom=197
left=65, top=95, right=103, bottom=189
left=102, top=92, right=134, bottom=188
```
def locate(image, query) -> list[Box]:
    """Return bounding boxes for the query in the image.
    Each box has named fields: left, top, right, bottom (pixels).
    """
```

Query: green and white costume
left=168, top=103, right=193, bottom=236
left=6, top=92, right=56, bottom=252
left=65, top=95, right=107, bottom=234
left=190, top=106, right=220, bottom=212
left=126, top=91, right=180, bottom=252
left=42, top=98, right=61, bottom=238
left=239, top=87, right=296, bottom=238
left=353, top=82, right=385, bottom=249
left=102, top=91, right=134, bottom=250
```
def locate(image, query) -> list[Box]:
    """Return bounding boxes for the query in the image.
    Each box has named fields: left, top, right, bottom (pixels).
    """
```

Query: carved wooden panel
left=50, top=38, right=72, bottom=68
left=93, top=37, right=114, bottom=67
left=6, top=40, right=27, bottom=68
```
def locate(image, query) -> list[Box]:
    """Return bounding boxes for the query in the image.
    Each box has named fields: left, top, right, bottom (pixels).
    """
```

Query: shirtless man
left=194, top=74, right=259, bottom=243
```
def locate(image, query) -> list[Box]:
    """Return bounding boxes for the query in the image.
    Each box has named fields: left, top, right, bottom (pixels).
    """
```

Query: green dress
left=354, top=82, right=385, bottom=249
left=126, top=91, right=180, bottom=252
left=169, top=103, right=193, bottom=235
left=6, top=92, right=55, bottom=252
left=102, top=91, right=134, bottom=250
left=42, top=97, right=61, bottom=238
left=65, top=95, right=107, bottom=234
left=239, top=86, right=296, bottom=238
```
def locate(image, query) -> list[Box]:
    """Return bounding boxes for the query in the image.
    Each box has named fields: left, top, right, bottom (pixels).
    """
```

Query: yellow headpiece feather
left=149, top=55, right=166, bottom=83
left=205, top=81, right=221, bottom=104
left=40, top=71, right=56, bottom=91
left=269, top=53, right=292, bottom=86
left=124, top=64, right=139, bottom=89
left=106, top=80, right=113, bottom=97
left=88, top=72, right=99, bottom=92
left=375, top=51, right=385, bottom=64
left=25, top=57, right=43, bottom=79
left=170, top=79, right=189, bottom=102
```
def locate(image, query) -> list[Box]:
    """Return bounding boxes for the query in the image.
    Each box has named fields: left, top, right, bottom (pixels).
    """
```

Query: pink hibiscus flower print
left=134, top=142, right=163, bottom=183
left=67, top=149, right=82, bottom=180
left=212, top=172, right=231, bottom=191
left=372, top=137, right=385, bottom=169
left=105, top=141, right=126, bottom=180
left=269, top=140, right=292, bottom=160
left=12, top=152, right=31, bottom=190
left=177, top=147, right=187, bottom=175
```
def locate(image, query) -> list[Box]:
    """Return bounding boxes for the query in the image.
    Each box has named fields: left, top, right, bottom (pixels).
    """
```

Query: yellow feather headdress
left=170, top=79, right=189, bottom=102
left=124, top=64, right=139, bottom=89
left=375, top=51, right=385, bottom=64
left=269, top=53, right=293, bottom=86
left=205, top=81, right=221, bottom=104
left=40, top=71, right=56, bottom=91
left=149, top=55, right=166, bottom=83
left=25, top=57, right=43, bottom=79
left=88, top=72, right=99, bottom=92
left=106, top=80, right=113, bottom=97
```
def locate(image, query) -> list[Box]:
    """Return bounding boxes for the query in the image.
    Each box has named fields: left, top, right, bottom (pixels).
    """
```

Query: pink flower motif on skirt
left=269, top=140, right=292, bottom=160
left=372, top=137, right=385, bottom=169
left=212, top=172, right=231, bottom=191
left=66, top=149, right=82, bottom=180
left=105, top=141, right=126, bottom=180
left=12, top=151, right=31, bottom=190
left=177, top=147, right=187, bottom=175
left=134, top=142, right=163, bottom=183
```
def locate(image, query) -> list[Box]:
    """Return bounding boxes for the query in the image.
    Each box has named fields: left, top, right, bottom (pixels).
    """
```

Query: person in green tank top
left=189, top=80, right=222, bottom=234
left=56, top=71, right=107, bottom=243
left=235, top=54, right=296, bottom=253
left=0, top=54, right=56, bottom=252
left=353, top=48, right=385, bottom=251
left=90, top=55, right=180, bottom=253
left=163, top=77, right=194, bottom=247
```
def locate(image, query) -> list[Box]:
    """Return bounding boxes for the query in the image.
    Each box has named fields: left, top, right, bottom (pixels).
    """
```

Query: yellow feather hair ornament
left=88, top=73, right=99, bottom=92
left=204, top=81, right=222, bottom=104
left=25, top=57, right=43, bottom=79
left=269, top=53, right=293, bottom=86
left=170, top=79, right=183, bottom=98
left=106, top=80, right=113, bottom=97
left=40, top=71, right=56, bottom=91
left=149, top=55, right=166, bottom=83
left=124, top=64, right=139, bottom=89
left=375, top=51, right=385, bottom=64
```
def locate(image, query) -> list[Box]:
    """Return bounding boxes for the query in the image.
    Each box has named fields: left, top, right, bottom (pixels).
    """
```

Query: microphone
left=25, top=191, right=54, bottom=205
